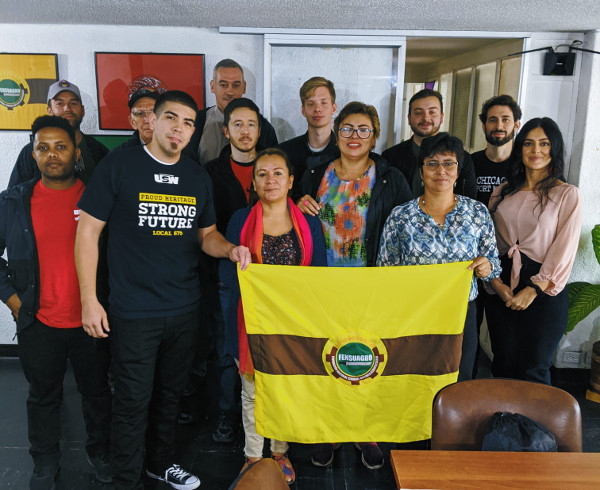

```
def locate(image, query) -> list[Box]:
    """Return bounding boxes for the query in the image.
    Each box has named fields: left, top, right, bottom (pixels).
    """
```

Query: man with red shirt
left=193, top=97, right=262, bottom=443
left=0, top=116, right=111, bottom=490
left=207, top=97, right=262, bottom=233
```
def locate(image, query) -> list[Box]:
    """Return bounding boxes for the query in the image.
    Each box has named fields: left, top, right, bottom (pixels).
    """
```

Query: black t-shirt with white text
left=471, top=149, right=509, bottom=207
left=79, top=145, right=216, bottom=319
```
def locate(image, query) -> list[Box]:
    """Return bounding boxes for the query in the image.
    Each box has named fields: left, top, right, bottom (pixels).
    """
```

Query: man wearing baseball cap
left=8, top=79, right=109, bottom=187
left=115, top=87, right=162, bottom=150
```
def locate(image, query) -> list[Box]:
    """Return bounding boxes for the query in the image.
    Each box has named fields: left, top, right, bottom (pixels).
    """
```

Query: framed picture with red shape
left=94, top=52, right=205, bottom=130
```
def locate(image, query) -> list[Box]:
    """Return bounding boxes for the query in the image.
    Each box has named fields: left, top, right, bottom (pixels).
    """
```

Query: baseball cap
left=128, top=87, right=162, bottom=109
left=47, top=79, right=82, bottom=103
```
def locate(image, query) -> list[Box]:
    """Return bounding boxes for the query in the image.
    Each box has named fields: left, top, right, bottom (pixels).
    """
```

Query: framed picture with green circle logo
left=0, top=53, right=58, bottom=130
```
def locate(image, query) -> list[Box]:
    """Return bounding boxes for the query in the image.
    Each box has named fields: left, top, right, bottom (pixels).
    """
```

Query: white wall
left=0, top=24, right=264, bottom=344
left=555, top=29, right=600, bottom=368
left=1, top=25, right=599, bottom=367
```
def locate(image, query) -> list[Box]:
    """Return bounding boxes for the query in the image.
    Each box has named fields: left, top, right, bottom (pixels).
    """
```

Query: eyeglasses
left=131, top=110, right=153, bottom=118
left=338, top=127, right=373, bottom=139
left=423, top=160, right=458, bottom=169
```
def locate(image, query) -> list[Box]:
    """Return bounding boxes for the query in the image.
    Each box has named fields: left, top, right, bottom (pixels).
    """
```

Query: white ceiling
left=2, top=0, right=600, bottom=32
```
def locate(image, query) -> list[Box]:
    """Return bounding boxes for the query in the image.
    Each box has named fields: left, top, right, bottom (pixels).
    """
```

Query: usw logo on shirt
left=154, top=173, right=179, bottom=185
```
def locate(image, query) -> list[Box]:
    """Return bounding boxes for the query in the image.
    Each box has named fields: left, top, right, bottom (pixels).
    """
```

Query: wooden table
left=391, top=450, right=600, bottom=489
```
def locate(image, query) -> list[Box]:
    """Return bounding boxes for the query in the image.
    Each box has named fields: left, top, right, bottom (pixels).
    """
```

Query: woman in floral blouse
left=297, top=101, right=411, bottom=470
left=377, top=132, right=500, bottom=381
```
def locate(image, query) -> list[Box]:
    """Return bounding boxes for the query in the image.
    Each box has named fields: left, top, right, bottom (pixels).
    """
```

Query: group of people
left=0, top=57, right=582, bottom=490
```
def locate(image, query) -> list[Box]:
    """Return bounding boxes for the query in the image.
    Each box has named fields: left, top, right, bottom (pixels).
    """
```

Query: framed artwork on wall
left=94, top=52, right=205, bottom=130
left=0, top=53, right=58, bottom=131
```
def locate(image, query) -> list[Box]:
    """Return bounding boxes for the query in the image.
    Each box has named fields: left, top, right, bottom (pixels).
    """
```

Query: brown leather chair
left=431, top=378, right=582, bottom=452
left=228, top=458, right=288, bottom=490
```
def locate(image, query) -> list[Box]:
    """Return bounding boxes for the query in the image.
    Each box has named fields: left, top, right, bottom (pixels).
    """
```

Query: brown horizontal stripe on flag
left=25, top=78, right=56, bottom=104
left=248, top=333, right=462, bottom=376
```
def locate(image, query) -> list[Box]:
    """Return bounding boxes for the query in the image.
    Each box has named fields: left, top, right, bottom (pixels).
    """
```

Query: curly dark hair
left=490, top=117, right=565, bottom=214
left=478, top=94, right=522, bottom=124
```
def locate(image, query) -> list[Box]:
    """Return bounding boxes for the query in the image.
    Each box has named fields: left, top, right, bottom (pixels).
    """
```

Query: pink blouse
left=489, top=183, right=582, bottom=295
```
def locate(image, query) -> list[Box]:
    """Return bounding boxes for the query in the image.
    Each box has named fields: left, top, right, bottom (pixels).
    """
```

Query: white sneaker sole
left=145, top=469, right=201, bottom=489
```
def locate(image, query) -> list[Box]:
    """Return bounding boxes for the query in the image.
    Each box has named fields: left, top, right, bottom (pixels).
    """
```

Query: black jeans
left=109, top=309, right=199, bottom=490
left=18, top=319, right=111, bottom=467
left=486, top=254, right=568, bottom=384
left=458, top=300, right=477, bottom=382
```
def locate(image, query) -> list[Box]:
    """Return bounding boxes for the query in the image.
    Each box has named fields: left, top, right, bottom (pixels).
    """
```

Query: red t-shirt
left=230, top=158, right=254, bottom=202
left=31, top=179, right=85, bottom=328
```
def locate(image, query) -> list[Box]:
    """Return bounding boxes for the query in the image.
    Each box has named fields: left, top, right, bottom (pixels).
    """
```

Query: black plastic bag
left=481, top=411, right=557, bottom=452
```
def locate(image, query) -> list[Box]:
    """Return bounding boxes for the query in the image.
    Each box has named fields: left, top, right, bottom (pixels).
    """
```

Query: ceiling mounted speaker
left=543, top=52, right=576, bottom=76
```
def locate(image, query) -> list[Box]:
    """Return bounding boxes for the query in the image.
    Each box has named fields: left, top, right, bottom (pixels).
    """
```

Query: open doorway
left=402, top=37, right=524, bottom=152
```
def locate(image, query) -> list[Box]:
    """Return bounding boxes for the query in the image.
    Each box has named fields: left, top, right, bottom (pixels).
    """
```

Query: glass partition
left=266, top=36, right=405, bottom=153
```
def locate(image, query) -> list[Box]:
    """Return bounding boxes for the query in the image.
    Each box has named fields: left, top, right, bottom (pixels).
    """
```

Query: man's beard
left=411, top=123, right=440, bottom=139
left=485, top=129, right=514, bottom=147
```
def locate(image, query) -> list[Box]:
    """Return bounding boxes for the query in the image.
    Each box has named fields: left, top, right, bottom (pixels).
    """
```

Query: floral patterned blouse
left=316, top=162, right=376, bottom=267
left=262, top=230, right=301, bottom=266
left=376, top=195, right=501, bottom=301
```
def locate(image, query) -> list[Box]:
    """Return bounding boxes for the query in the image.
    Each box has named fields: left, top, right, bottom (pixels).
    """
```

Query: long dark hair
left=490, top=117, right=565, bottom=214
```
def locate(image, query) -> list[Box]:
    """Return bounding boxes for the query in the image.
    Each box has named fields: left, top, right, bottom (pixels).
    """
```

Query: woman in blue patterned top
left=377, top=132, right=500, bottom=381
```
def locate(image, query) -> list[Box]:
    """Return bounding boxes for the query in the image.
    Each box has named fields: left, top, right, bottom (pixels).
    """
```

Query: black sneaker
left=355, top=442, right=384, bottom=470
left=311, top=443, right=336, bottom=467
left=86, top=452, right=113, bottom=483
left=30, top=465, right=58, bottom=490
left=146, top=464, right=200, bottom=490
left=211, top=412, right=237, bottom=443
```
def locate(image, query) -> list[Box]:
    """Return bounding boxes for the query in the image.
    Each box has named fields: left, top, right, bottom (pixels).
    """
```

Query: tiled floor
left=1, top=355, right=599, bottom=489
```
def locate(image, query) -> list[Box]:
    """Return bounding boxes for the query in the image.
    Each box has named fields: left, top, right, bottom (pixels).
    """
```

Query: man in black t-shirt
left=74, top=91, right=250, bottom=490
left=279, top=76, right=339, bottom=201
left=471, top=94, right=522, bottom=207
left=471, top=94, right=521, bottom=377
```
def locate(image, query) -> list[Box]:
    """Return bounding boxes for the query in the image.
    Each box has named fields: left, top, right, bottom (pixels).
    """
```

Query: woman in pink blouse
left=487, top=117, right=582, bottom=384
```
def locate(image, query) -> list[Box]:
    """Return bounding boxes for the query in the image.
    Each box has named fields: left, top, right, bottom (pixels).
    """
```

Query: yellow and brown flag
left=238, top=262, right=472, bottom=443
left=0, top=54, right=58, bottom=130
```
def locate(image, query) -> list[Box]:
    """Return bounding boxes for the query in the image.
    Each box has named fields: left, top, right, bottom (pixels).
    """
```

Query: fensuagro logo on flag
left=323, top=333, right=387, bottom=386
left=0, top=77, right=29, bottom=110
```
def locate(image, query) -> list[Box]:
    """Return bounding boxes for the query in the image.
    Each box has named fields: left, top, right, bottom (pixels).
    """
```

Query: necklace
left=420, top=194, right=458, bottom=230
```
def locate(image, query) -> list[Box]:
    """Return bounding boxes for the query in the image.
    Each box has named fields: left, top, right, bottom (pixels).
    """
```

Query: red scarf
left=237, top=198, right=313, bottom=376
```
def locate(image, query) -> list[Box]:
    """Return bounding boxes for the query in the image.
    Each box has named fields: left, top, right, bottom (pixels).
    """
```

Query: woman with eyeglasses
left=298, top=101, right=411, bottom=470
left=486, top=118, right=581, bottom=385
left=377, top=132, right=501, bottom=381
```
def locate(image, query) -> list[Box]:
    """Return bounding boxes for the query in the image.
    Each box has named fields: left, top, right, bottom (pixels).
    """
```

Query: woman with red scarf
left=219, top=148, right=326, bottom=484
